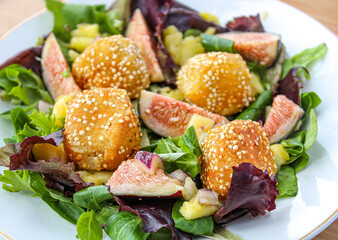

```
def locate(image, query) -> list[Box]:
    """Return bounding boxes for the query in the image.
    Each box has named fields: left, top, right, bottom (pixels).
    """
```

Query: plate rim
left=0, top=0, right=337, bottom=239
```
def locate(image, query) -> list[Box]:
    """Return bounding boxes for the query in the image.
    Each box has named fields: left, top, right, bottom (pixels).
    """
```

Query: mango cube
left=179, top=196, right=218, bottom=220
left=187, top=113, right=215, bottom=140
left=271, top=144, right=290, bottom=166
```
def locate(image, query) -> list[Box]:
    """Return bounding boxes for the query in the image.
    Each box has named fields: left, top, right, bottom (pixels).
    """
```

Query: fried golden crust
left=72, top=35, right=150, bottom=99
left=177, top=52, right=255, bottom=115
left=200, top=120, right=276, bottom=198
left=63, top=88, right=141, bottom=171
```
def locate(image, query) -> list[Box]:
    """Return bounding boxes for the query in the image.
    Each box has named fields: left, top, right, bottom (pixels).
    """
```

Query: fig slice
left=217, top=32, right=281, bottom=67
left=263, top=95, right=304, bottom=144
left=134, top=151, right=164, bottom=175
left=139, top=90, right=228, bottom=137
left=107, top=159, right=183, bottom=198
left=126, top=9, right=164, bottom=82
left=41, top=33, right=81, bottom=100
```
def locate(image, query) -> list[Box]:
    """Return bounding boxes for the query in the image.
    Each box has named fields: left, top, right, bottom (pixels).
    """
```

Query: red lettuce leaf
left=214, top=163, right=278, bottom=224
left=0, top=46, right=43, bottom=76
left=114, top=196, right=192, bottom=240
left=4, top=130, right=90, bottom=194
left=226, top=15, right=264, bottom=32
left=276, top=67, right=307, bottom=105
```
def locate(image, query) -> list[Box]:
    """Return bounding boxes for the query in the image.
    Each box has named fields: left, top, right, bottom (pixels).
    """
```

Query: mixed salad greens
left=0, top=0, right=328, bottom=239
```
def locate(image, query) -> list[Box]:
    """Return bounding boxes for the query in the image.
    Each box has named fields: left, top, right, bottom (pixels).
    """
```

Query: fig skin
left=139, top=90, right=228, bottom=137
left=126, top=9, right=164, bottom=82
left=41, top=33, right=81, bottom=100
left=63, top=88, right=141, bottom=171
left=177, top=52, right=255, bottom=116
left=263, top=95, right=304, bottom=144
left=217, top=32, right=281, bottom=67
left=72, top=35, right=150, bottom=99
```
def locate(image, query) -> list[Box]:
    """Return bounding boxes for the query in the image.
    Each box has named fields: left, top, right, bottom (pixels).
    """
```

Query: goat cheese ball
left=177, top=52, right=255, bottom=115
left=72, top=35, right=150, bottom=99
left=63, top=88, right=141, bottom=171
left=200, top=120, right=277, bottom=198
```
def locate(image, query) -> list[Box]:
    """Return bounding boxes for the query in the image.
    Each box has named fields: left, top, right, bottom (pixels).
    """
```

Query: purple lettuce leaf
left=226, top=15, right=264, bottom=32
left=0, top=46, right=43, bottom=76
left=214, top=163, right=278, bottom=224
left=114, top=196, right=192, bottom=240
left=3, top=130, right=90, bottom=194
left=276, top=67, right=307, bottom=105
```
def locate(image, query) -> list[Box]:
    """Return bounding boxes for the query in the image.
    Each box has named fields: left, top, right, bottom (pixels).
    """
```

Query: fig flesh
left=107, top=159, right=183, bottom=198
left=134, top=151, right=164, bottom=175
left=139, top=90, right=228, bottom=137
left=41, top=33, right=81, bottom=100
left=126, top=9, right=164, bottom=82
left=217, top=32, right=281, bottom=67
left=263, top=95, right=304, bottom=143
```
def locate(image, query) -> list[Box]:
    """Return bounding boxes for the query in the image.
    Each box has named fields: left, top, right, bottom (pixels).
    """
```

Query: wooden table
left=0, top=0, right=337, bottom=239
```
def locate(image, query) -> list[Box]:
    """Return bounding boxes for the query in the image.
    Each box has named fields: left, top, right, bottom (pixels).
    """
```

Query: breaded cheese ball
left=200, top=120, right=277, bottom=198
left=177, top=52, right=255, bottom=115
left=72, top=35, right=150, bottom=99
left=63, top=88, right=141, bottom=171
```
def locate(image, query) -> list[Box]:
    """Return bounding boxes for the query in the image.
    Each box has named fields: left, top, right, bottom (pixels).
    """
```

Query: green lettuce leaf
left=282, top=43, right=327, bottom=78
left=104, top=211, right=150, bottom=240
left=172, top=200, right=214, bottom=235
left=76, top=210, right=103, bottom=240
left=96, top=206, right=119, bottom=226
left=0, top=169, right=32, bottom=193
left=73, top=185, right=114, bottom=211
left=201, top=34, right=236, bottom=53
left=276, top=165, right=298, bottom=197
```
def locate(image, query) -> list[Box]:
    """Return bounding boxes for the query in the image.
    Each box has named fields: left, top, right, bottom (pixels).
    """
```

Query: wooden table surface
left=0, top=0, right=337, bottom=239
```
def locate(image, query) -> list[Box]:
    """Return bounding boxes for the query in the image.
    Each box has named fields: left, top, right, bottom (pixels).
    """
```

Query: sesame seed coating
left=63, top=88, right=141, bottom=171
left=177, top=52, right=255, bottom=115
left=72, top=35, right=150, bottom=99
left=200, top=120, right=277, bottom=198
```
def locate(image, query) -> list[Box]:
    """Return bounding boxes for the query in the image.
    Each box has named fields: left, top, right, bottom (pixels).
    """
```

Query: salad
left=0, top=0, right=328, bottom=239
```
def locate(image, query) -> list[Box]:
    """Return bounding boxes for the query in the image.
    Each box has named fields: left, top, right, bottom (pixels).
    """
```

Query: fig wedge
left=41, top=33, right=81, bottom=100
left=263, top=95, right=304, bottom=143
left=126, top=9, right=164, bottom=82
left=107, top=159, right=183, bottom=198
left=139, top=90, right=228, bottom=137
left=134, top=151, right=165, bottom=175
left=217, top=32, right=281, bottom=67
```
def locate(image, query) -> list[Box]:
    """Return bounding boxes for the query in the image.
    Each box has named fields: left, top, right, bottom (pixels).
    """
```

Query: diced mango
left=71, top=24, right=100, bottom=38
left=204, top=27, right=216, bottom=35
left=187, top=113, right=214, bottom=140
left=179, top=196, right=218, bottom=220
left=271, top=144, right=290, bottom=166
left=250, top=72, right=265, bottom=95
left=199, top=12, right=219, bottom=24
left=77, top=171, right=114, bottom=185
left=70, top=37, right=95, bottom=52
left=158, top=87, right=184, bottom=101
left=32, top=143, right=68, bottom=164
left=178, top=36, right=205, bottom=65
left=68, top=49, right=80, bottom=62
left=163, top=25, right=205, bottom=65
left=53, top=95, right=73, bottom=127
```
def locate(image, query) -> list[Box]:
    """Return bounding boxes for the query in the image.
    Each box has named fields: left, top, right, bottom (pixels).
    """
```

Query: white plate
left=0, top=0, right=337, bottom=239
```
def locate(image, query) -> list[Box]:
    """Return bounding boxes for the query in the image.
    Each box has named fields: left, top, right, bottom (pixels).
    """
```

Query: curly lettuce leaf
left=45, top=0, right=122, bottom=43
left=0, top=64, right=52, bottom=105
left=226, top=15, right=264, bottom=32
left=0, top=46, right=43, bottom=76
left=214, top=163, right=278, bottom=224
left=151, top=126, right=201, bottom=178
